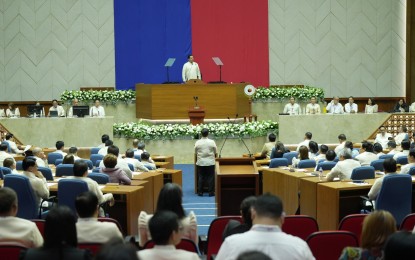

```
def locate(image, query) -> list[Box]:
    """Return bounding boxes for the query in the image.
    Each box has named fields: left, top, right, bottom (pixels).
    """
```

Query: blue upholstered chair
left=90, top=147, right=100, bottom=155
left=16, top=161, right=23, bottom=171
left=88, top=172, right=109, bottom=184
left=269, top=158, right=289, bottom=168
left=298, top=159, right=316, bottom=169
left=370, top=159, right=384, bottom=171
left=1, top=141, right=11, bottom=153
left=58, top=179, right=89, bottom=213
left=90, top=154, right=104, bottom=166
left=37, top=167, right=53, bottom=181
left=92, top=168, right=101, bottom=173
left=54, top=158, right=63, bottom=166
left=0, top=167, right=12, bottom=177
left=283, top=152, right=298, bottom=165
left=77, top=159, right=93, bottom=170
left=379, top=154, right=394, bottom=160
left=408, top=167, right=415, bottom=175
left=128, top=163, right=134, bottom=171
left=316, top=161, right=337, bottom=171
left=351, top=166, right=375, bottom=180
left=55, top=164, right=74, bottom=177
left=397, top=156, right=408, bottom=165
left=47, top=152, right=63, bottom=165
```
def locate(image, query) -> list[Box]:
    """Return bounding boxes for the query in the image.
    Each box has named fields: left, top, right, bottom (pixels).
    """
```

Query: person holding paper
left=182, top=55, right=201, bottom=82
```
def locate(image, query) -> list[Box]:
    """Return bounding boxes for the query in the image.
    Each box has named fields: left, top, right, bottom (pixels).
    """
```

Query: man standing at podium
left=182, top=55, right=201, bottom=82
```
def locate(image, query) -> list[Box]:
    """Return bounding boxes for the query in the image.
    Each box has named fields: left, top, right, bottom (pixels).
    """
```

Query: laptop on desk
left=49, top=111, right=58, bottom=117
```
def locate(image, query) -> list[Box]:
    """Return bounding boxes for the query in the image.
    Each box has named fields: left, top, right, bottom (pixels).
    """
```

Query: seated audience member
left=98, top=134, right=110, bottom=148
left=90, top=99, right=105, bottom=117
left=68, top=147, right=82, bottom=161
left=410, top=101, right=415, bottom=112
left=387, top=141, right=398, bottom=155
left=216, top=193, right=314, bottom=260
left=283, top=97, right=301, bottom=115
left=314, top=144, right=328, bottom=162
left=0, top=142, right=14, bottom=166
left=223, top=196, right=257, bottom=240
left=3, top=157, right=18, bottom=174
left=305, top=96, right=321, bottom=114
left=260, top=133, right=276, bottom=158
left=63, top=154, right=75, bottom=164
left=368, top=158, right=397, bottom=200
left=339, top=210, right=396, bottom=260
left=400, top=149, right=415, bottom=174
left=69, top=160, right=114, bottom=205
left=375, top=126, right=392, bottom=149
left=5, top=133, right=23, bottom=154
left=344, top=96, right=358, bottom=113
left=141, top=152, right=156, bottom=170
left=137, top=211, right=200, bottom=260
left=75, top=192, right=122, bottom=243
left=98, top=139, right=113, bottom=156
left=47, top=99, right=65, bottom=117
left=133, top=141, right=154, bottom=163
left=355, top=141, right=378, bottom=166
left=345, top=141, right=359, bottom=158
left=393, top=140, right=411, bottom=160
left=292, top=146, right=309, bottom=168
left=326, top=148, right=361, bottom=181
left=100, top=154, right=131, bottom=185
left=373, top=143, right=385, bottom=158
left=365, top=98, right=378, bottom=114
left=55, top=140, right=67, bottom=157
left=237, top=251, right=272, bottom=260
left=99, top=145, right=132, bottom=178
left=0, top=187, right=43, bottom=247
left=335, top=134, right=347, bottom=155
left=296, top=132, right=312, bottom=152
left=308, top=141, right=319, bottom=159
left=326, top=96, right=344, bottom=114
left=395, top=126, right=409, bottom=145
left=66, top=98, right=79, bottom=117
left=32, top=147, right=48, bottom=168
left=20, top=157, right=49, bottom=205
left=124, top=149, right=149, bottom=172
left=95, top=238, right=139, bottom=260
left=132, top=139, right=142, bottom=156
left=138, top=183, right=197, bottom=247
left=6, top=102, right=20, bottom=117
left=270, top=141, right=288, bottom=159
left=0, top=106, right=5, bottom=117
left=20, top=206, right=92, bottom=260
left=392, top=98, right=409, bottom=113
left=315, top=150, right=336, bottom=171
left=384, top=232, right=415, bottom=260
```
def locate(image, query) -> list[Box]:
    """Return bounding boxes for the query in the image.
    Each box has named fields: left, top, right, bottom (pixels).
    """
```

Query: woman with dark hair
left=222, top=196, right=257, bottom=240
left=308, top=141, right=319, bottom=159
left=138, top=183, right=198, bottom=247
left=291, top=145, right=309, bottom=167
left=270, top=141, right=288, bottom=159
left=393, top=98, right=409, bottom=113
left=365, top=98, right=378, bottom=114
left=63, top=154, right=75, bottom=164
left=345, top=141, right=359, bottom=158
left=384, top=231, right=415, bottom=259
left=21, top=206, right=91, bottom=259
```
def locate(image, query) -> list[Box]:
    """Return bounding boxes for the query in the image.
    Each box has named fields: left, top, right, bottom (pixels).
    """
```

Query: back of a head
left=132, top=139, right=139, bottom=147
left=201, top=128, right=209, bottom=137
left=401, top=140, right=411, bottom=150
left=362, top=141, right=374, bottom=153
left=338, top=148, right=352, bottom=159
left=22, top=157, right=36, bottom=171
left=320, top=144, right=328, bottom=154
left=240, top=196, right=257, bottom=227
left=125, top=149, right=134, bottom=158
left=268, top=133, right=276, bottom=142
left=101, top=134, right=110, bottom=144
left=325, top=150, right=336, bottom=161
left=107, top=145, right=119, bottom=157
left=32, top=147, right=42, bottom=156
left=95, top=238, right=139, bottom=260
left=0, top=187, right=17, bottom=216
left=373, top=143, right=383, bottom=154
left=299, top=146, right=309, bottom=159
left=141, top=151, right=150, bottom=161
left=409, top=149, right=415, bottom=159
left=75, top=191, right=98, bottom=218
left=105, top=139, right=113, bottom=147
left=345, top=141, right=354, bottom=150
left=361, top=210, right=396, bottom=250
left=44, top=206, right=77, bottom=248
left=149, top=210, right=179, bottom=245
left=68, top=146, right=78, bottom=154
left=387, top=141, right=397, bottom=149
left=275, top=141, right=286, bottom=152
left=5, top=133, right=13, bottom=140
left=308, top=141, right=319, bottom=154
left=73, top=160, right=88, bottom=177
left=383, top=158, right=397, bottom=173
left=385, top=231, right=415, bottom=260
left=137, top=142, right=145, bottom=150
left=103, top=154, right=118, bottom=169
left=156, top=183, right=185, bottom=219
left=338, top=134, right=347, bottom=141
left=3, top=158, right=14, bottom=169
left=253, top=193, right=283, bottom=220
left=305, top=132, right=312, bottom=140
left=236, top=251, right=272, bottom=260
left=56, top=140, right=64, bottom=150
left=63, top=154, right=75, bottom=164
left=0, top=143, right=8, bottom=151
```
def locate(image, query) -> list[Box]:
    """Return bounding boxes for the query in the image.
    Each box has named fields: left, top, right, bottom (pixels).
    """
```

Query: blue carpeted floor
left=175, top=164, right=216, bottom=236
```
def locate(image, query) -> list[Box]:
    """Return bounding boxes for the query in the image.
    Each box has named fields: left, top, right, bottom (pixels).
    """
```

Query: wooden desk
left=132, top=171, right=164, bottom=212
left=255, top=159, right=270, bottom=167
left=162, top=169, right=182, bottom=187
left=155, top=162, right=170, bottom=169
left=300, top=176, right=330, bottom=219
left=130, top=180, right=152, bottom=214
left=216, top=158, right=259, bottom=216
left=152, top=155, right=174, bottom=169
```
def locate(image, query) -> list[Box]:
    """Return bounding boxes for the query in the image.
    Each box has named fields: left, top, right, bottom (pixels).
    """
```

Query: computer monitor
left=27, top=105, right=44, bottom=116
left=72, top=106, right=89, bottom=117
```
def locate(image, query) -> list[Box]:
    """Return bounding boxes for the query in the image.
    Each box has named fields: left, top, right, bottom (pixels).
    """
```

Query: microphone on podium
left=218, top=114, right=238, bottom=158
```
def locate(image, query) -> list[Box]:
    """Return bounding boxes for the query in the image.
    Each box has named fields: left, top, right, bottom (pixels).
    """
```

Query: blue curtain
left=114, top=0, right=192, bottom=89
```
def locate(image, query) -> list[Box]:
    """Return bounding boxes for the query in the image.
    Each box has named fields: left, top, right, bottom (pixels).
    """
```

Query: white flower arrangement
left=60, top=90, right=135, bottom=104
left=252, top=85, right=324, bottom=101
left=113, top=120, right=279, bottom=140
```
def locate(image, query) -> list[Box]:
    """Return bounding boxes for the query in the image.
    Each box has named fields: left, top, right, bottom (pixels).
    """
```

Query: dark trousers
left=197, top=165, right=215, bottom=193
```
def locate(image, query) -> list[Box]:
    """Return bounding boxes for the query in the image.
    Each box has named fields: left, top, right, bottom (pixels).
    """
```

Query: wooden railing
left=367, top=113, right=415, bottom=140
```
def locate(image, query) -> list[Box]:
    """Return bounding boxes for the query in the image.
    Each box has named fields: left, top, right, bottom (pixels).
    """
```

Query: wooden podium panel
left=135, top=83, right=250, bottom=119
left=215, top=157, right=259, bottom=216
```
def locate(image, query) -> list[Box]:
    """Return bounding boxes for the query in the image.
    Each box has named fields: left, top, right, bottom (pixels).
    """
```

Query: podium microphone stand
left=210, top=57, right=225, bottom=84
left=163, top=58, right=176, bottom=84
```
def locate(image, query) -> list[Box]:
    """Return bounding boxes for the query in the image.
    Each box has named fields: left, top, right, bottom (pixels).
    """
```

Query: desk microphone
left=240, top=137, right=253, bottom=158
left=218, top=114, right=238, bottom=158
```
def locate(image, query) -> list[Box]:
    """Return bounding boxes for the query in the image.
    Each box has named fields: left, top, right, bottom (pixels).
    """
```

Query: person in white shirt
left=98, top=145, right=133, bottom=179
left=314, top=144, right=329, bottom=162
left=97, top=134, right=110, bottom=148
left=400, top=149, right=415, bottom=174
left=306, top=96, right=321, bottom=114
left=98, top=139, right=113, bottom=156
left=6, top=103, right=20, bottom=117
left=344, top=96, right=358, bottom=113
left=75, top=191, right=121, bottom=243
left=355, top=142, right=378, bottom=166
left=373, top=143, right=385, bottom=158
left=67, top=98, right=79, bottom=117
left=394, top=126, right=409, bottom=146
left=410, top=102, right=415, bottom=112
left=216, top=193, right=315, bottom=260
left=334, top=134, right=347, bottom=155
left=137, top=210, right=200, bottom=260
left=0, top=107, right=5, bottom=117
left=20, top=157, right=50, bottom=205
left=132, top=141, right=155, bottom=163
left=326, top=96, right=344, bottom=114
left=48, top=99, right=65, bottom=117
left=296, top=132, right=312, bottom=152
left=283, top=96, right=301, bottom=115
left=326, top=148, right=361, bottom=181
left=124, top=149, right=149, bottom=172
left=0, top=187, right=44, bottom=247
left=195, top=128, right=217, bottom=196
left=140, top=152, right=156, bottom=170
left=55, top=140, right=67, bottom=157
left=90, top=99, right=105, bottom=117
left=32, top=147, right=49, bottom=168
left=345, top=141, right=360, bottom=158
left=68, top=147, right=82, bottom=161
left=5, top=133, right=23, bottom=154
left=368, top=158, right=397, bottom=200
left=0, top=143, right=15, bottom=166
left=182, top=55, right=201, bottom=82
left=393, top=140, right=411, bottom=160
left=387, top=141, right=398, bottom=155
left=3, top=158, right=19, bottom=174
left=375, top=126, right=392, bottom=149
left=365, top=98, right=378, bottom=114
